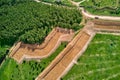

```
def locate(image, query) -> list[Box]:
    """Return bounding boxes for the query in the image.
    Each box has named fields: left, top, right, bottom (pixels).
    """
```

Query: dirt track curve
left=10, top=27, right=74, bottom=63
left=34, top=0, right=120, bottom=21
left=69, top=0, right=120, bottom=21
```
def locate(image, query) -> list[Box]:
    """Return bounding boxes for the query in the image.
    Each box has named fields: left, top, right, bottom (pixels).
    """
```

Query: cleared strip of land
left=92, top=20, right=120, bottom=32
left=10, top=28, right=74, bottom=63
left=9, top=20, right=120, bottom=79
left=36, top=27, right=95, bottom=80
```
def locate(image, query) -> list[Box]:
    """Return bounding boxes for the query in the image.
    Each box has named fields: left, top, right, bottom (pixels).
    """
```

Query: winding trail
left=69, top=0, right=120, bottom=21
left=34, top=0, right=120, bottom=21
left=81, top=8, right=120, bottom=21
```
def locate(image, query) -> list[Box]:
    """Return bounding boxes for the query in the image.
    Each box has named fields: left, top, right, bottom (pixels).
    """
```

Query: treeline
left=0, top=0, right=82, bottom=45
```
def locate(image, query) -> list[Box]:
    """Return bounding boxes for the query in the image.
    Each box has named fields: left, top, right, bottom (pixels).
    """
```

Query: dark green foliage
left=41, top=0, right=73, bottom=7
left=0, top=45, right=10, bottom=64
left=0, top=0, right=82, bottom=45
left=20, top=28, right=46, bottom=44
left=0, top=0, right=31, bottom=7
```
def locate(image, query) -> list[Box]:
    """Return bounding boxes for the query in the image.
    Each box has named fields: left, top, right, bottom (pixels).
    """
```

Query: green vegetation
left=0, top=45, right=10, bottom=64
left=41, top=0, right=74, bottom=6
left=0, top=0, right=82, bottom=79
left=0, top=42, right=67, bottom=80
left=0, top=45, right=10, bottom=58
left=80, top=0, right=120, bottom=16
left=63, top=34, right=120, bottom=80
left=0, top=0, right=82, bottom=45
left=72, top=0, right=83, bottom=2
left=0, top=0, right=82, bottom=60
left=0, top=0, right=30, bottom=7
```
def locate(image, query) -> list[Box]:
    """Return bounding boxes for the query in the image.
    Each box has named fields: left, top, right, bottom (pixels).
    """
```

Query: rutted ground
left=36, top=23, right=95, bottom=80
left=8, top=20, right=120, bottom=80
left=1, top=1, right=120, bottom=80
left=63, top=33, right=120, bottom=80
left=93, top=20, right=120, bottom=32
left=10, top=27, right=74, bottom=63
left=36, top=21, right=120, bottom=80
left=0, top=42, right=67, bottom=80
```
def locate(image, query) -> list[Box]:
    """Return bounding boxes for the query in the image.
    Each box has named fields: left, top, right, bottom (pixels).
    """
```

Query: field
left=63, top=34, right=120, bottom=80
left=0, top=42, right=67, bottom=80
left=80, top=0, right=120, bottom=16
left=0, top=0, right=82, bottom=46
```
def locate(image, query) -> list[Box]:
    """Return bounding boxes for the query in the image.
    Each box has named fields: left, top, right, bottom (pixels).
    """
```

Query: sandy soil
left=36, top=28, right=93, bottom=80
left=10, top=28, right=74, bottom=63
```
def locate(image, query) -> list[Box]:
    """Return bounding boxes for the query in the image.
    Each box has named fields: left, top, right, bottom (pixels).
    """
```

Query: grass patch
left=63, top=34, right=120, bottom=80
left=80, top=0, right=120, bottom=16
left=0, top=42, right=67, bottom=80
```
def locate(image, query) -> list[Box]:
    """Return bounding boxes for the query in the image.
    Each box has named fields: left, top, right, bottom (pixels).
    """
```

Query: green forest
left=0, top=0, right=82, bottom=46
left=0, top=0, right=82, bottom=64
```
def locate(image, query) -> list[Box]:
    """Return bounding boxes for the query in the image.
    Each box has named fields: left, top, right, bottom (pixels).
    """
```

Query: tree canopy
left=0, top=0, right=82, bottom=45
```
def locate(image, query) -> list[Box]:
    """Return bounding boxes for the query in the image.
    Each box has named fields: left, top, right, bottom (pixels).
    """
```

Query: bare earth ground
left=5, top=1, right=120, bottom=80
left=36, top=23, right=95, bottom=80
left=36, top=20, right=120, bottom=80
left=92, top=20, right=120, bottom=33
left=9, top=20, right=120, bottom=79
left=10, top=27, right=74, bottom=63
